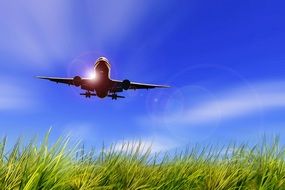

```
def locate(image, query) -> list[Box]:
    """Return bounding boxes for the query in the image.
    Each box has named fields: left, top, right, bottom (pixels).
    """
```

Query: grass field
left=0, top=132, right=284, bottom=189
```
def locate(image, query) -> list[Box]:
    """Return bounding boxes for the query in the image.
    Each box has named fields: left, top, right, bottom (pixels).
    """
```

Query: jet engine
left=122, top=79, right=130, bottom=90
left=73, top=76, right=82, bottom=87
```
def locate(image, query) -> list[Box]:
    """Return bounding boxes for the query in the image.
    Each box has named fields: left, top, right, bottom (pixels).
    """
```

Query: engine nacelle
left=122, top=79, right=130, bottom=90
left=73, top=76, right=82, bottom=87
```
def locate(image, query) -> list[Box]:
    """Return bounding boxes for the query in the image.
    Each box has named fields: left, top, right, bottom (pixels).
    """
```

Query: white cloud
left=0, top=0, right=71, bottom=68
left=149, top=80, right=285, bottom=126
left=61, top=123, right=180, bottom=154
left=0, top=0, right=153, bottom=68
left=110, top=136, right=179, bottom=154
left=0, top=81, right=36, bottom=111
left=85, top=0, right=151, bottom=45
left=62, top=123, right=96, bottom=141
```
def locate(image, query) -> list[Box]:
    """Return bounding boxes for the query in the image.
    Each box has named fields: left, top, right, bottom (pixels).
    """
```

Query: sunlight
left=87, top=71, right=97, bottom=80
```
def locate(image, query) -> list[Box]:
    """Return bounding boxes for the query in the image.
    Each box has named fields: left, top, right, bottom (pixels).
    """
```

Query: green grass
left=0, top=132, right=285, bottom=189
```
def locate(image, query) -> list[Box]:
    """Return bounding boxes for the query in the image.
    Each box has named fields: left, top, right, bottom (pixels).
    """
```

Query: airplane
left=37, top=57, right=170, bottom=100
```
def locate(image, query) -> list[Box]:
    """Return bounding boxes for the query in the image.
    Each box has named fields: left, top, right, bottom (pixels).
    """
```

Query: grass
left=0, top=132, right=285, bottom=189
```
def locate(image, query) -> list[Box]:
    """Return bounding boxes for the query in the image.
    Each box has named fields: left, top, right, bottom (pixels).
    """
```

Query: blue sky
left=0, top=0, right=285, bottom=152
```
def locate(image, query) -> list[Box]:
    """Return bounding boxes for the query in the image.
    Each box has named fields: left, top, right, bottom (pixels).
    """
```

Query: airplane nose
left=99, top=57, right=104, bottom=60
left=96, top=57, right=108, bottom=63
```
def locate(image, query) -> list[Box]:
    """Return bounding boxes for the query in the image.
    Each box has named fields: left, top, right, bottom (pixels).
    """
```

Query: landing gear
left=108, top=93, right=125, bottom=100
left=79, top=91, right=125, bottom=100
left=80, top=91, right=96, bottom=98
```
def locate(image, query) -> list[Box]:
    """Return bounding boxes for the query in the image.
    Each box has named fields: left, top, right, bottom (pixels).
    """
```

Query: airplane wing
left=112, top=79, right=170, bottom=92
left=37, top=76, right=74, bottom=85
left=37, top=76, right=170, bottom=92
left=129, top=82, right=170, bottom=89
left=36, top=76, right=93, bottom=86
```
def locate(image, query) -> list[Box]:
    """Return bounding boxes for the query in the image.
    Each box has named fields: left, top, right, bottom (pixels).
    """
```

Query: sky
left=0, top=0, right=285, bottom=152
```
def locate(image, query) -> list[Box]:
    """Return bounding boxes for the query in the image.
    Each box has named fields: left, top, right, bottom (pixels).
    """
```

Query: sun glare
left=88, top=71, right=97, bottom=80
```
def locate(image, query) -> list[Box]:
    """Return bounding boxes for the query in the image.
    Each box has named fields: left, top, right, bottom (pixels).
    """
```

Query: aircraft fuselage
left=93, top=57, right=112, bottom=98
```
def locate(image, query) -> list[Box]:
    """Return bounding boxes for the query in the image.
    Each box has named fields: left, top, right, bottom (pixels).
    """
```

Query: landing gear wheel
left=85, top=91, right=91, bottom=98
left=111, top=93, right=117, bottom=100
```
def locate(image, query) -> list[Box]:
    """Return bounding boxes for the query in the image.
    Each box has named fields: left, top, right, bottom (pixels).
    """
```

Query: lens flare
left=88, top=71, right=97, bottom=80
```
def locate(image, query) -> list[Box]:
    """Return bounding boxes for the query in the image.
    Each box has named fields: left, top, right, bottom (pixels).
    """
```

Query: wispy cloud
left=0, top=0, right=152, bottom=69
left=61, top=122, right=180, bottom=153
left=110, top=136, right=179, bottom=154
left=86, top=0, right=151, bottom=45
left=0, top=81, right=36, bottom=111
left=146, top=80, right=285, bottom=126
left=62, top=122, right=97, bottom=141
left=0, top=1, right=71, bottom=68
